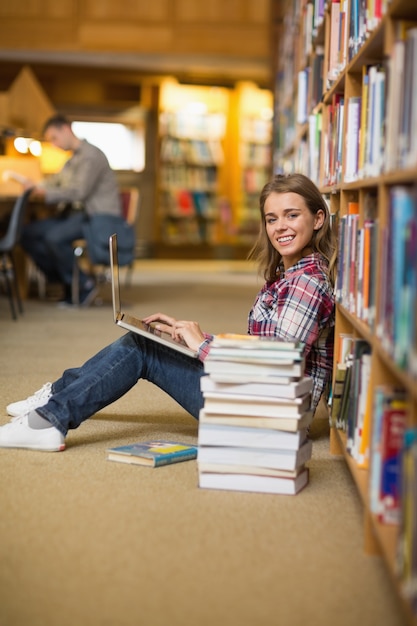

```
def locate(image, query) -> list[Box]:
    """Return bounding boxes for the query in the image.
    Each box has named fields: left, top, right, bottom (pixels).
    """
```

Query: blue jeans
left=21, top=212, right=89, bottom=288
left=37, top=332, right=205, bottom=436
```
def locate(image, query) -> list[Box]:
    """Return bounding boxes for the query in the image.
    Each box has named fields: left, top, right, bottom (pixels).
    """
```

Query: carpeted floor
left=0, top=261, right=408, bottom=626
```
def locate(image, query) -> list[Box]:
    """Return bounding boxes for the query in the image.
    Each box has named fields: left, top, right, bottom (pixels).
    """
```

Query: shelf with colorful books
left=157, top=80, right=230, bottom=247
left=272, top=0, right=417, bottom=621
left=232, top=82, right=273, bottom=243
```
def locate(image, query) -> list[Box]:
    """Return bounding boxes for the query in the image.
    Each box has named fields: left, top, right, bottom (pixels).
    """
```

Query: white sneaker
left=0, top=414, right=65, bottom=452
left=6, top=383, right=53, bottom=417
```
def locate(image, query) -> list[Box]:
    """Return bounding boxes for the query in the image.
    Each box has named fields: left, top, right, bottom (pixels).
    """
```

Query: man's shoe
left=0, top=415, right=65, bottom=452
left=7, top=383, right=53, bottom=417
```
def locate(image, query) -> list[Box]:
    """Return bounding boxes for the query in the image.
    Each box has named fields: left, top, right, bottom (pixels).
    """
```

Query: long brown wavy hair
left=248, top=173, right=337, bottom=286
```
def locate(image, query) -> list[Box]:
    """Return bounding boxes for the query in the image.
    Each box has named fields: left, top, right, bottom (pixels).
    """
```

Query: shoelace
left=9, top=414, right=26, bottom=425
left=27, top=383, right=52, bottom=406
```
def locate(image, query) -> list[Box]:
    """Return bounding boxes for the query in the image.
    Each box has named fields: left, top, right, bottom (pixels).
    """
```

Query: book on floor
left=199, top=408, right=314, bottom=432
left=107, top=440, right=198, bottom=467
left=200, top=374, right=313, bottom=399
left=198, top=422, right=308, bottom=449
left=203, top=358, right=305, bottom=378
left=197, top=461, right=305, bottom=479
left=198, top=467, right=309, bottom=495
left=207, top=373, right=302, bottom=384
left=211, top=334, right=304, bottom=351
left=202, top=391, right=311, bottom=418
left=197, top=438, right=313, bottom=471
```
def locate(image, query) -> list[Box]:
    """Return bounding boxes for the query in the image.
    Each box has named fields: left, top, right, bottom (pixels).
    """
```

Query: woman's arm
left=142, top=312, right=207, bottom=353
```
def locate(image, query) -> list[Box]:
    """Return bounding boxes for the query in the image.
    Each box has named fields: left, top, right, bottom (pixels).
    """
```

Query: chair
left=0, top=188, right=33, bottom=320
left=72, top=188, right=140, bottom=306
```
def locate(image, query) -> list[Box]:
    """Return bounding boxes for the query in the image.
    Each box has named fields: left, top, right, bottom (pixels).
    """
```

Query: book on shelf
left=308, top=111, right=322, bottom=185
left=199, top=408, right=314, bottom=433
left=344, top=96, right=361, bottom=182
left=107, top=440, right=198, bottom=467
left=330, top=361, right=348, bottom=428
left=365, top=64, right=386, bottom=178
left=198, top=467, right=309, bottom=495
left=297, top=69, right=309, bottom=124
left=348, top=0, right=367, bottom=61
left=378, top=187, right=417, bottom=374
left=369, top=387, right=407, bottom=521
left=378, top=401, right=407, bottom=525
left=323, top=92, right=344, bottom=185
left=198, top=422, right=308, bottom=450
left=356, top=379, right=374, bottom=469
left=360, top=218, right=376, bottom=324
left=338, top=0, right=348, bottom=71
left=336, top=203, right=359, bottom=310
left=385, top=25, right=417, bottom=172
left=396, top=427, right=417, bottom=605
left=391, top=187, right=417, bottom=372
left=358, top=64, right=369, bottom=177
left=327, top=0, right=341, bottom=86
left=345, top=339, right=371, bottom=456
left=197, top=439, right=313, bottom=472
left=200, top=374, right=313, bottom=400
left=335, top=357, right=353, bottom=431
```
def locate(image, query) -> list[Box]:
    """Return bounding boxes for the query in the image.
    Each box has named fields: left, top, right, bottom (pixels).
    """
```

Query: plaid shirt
left=198, top=253, right=335, bottom=410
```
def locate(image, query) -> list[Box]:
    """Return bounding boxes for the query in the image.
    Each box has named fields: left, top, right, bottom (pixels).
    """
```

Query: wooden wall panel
left=0, top=0, right=269, bottom=59
left=0, top=21, right=77, bottom=48
left=79, top=24, right=173, bottom=51
left=174, top=25, right=269, bottom=56
left=175, top=0, right=269, bottom=23
left=81, top=0, right=171, bottom=21
left=0, top=0, right=75, bottom=18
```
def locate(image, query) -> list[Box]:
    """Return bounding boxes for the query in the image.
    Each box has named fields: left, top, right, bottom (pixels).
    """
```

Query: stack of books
left=197, top=334, right=314, bottom=495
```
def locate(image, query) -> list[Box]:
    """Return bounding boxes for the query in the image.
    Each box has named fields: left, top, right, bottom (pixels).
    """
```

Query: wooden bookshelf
left=156, top=79, right=273, bottom=253
left=157, top=80, right=230, bottom=248
left=272, top=0, right=417, bottom=623
left=230, top=82, right=273, bottom=244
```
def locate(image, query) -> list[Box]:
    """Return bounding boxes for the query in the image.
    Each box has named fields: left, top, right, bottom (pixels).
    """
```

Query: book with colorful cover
left=379, top=403, right=407, bottom=524
left=107, top=440, right=198, bottom=467
left=369, top=387, right=406, bottom=518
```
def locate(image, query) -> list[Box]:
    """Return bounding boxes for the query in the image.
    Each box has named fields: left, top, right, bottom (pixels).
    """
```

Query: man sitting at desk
left=21, top=114, right=122, bottom=306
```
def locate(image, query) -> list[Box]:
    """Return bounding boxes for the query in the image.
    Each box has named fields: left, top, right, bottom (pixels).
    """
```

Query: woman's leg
left=38, top=332, right=205, bottom=436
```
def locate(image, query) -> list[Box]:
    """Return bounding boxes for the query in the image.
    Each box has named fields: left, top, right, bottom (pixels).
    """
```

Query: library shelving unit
left=157, top=80, right=231, bottom=249
left=156, top=79, right=274, bottom=257
left=272, top=0, right=417, bottom=623
left=231, top=82, right=273, bottom=244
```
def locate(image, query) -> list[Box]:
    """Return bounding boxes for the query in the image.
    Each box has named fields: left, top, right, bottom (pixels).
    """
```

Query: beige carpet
left=0, top=261, right=408, bottom=626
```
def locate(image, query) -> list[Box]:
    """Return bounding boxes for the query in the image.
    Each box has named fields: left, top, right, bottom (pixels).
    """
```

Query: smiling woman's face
left=264, top=192, right=325, bottom=271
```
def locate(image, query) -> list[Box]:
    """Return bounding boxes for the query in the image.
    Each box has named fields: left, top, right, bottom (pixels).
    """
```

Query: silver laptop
left=109, top=234, right=199, bottom=358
